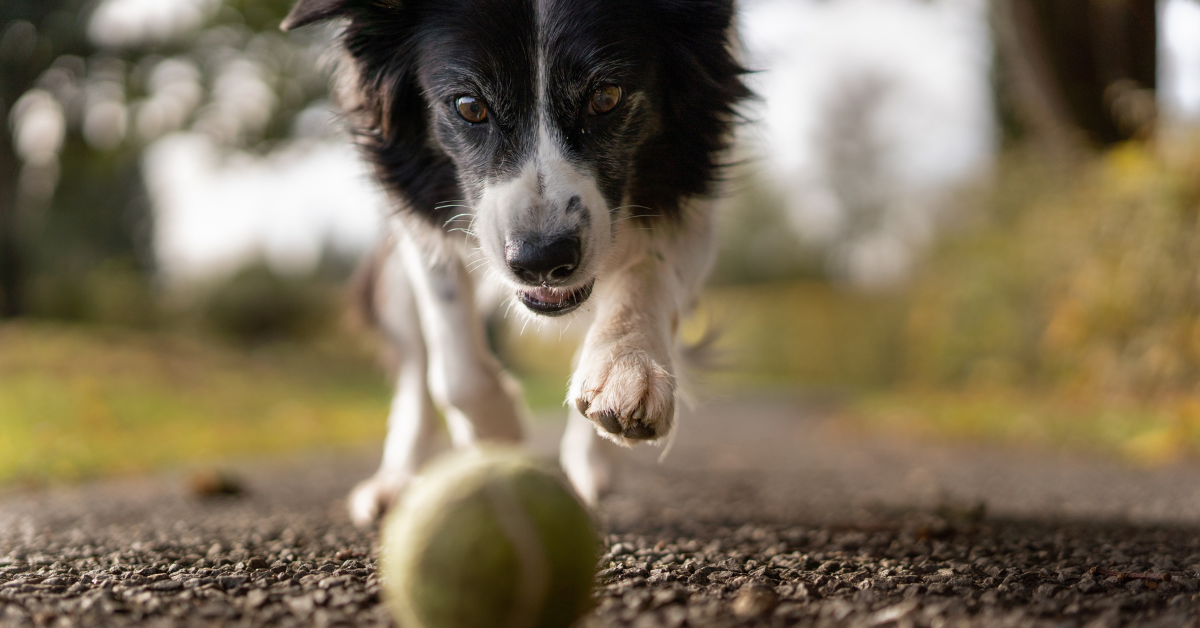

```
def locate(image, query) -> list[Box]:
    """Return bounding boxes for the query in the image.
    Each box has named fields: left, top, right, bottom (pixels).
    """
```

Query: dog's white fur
left=474, top=125, right=615, bottom=291
left=347, top=196, right=716, bottom=525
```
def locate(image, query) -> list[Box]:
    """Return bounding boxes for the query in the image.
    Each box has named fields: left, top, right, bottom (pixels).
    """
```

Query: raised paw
left=347, top=472, right=411, bottom=527
left=569, top=348, right=675, bottom=445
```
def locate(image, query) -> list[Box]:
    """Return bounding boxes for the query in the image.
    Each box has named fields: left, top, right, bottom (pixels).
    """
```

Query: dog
left=281, top=0, right=750, bottom=526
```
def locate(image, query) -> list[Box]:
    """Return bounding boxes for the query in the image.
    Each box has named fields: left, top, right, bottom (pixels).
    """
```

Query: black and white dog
left=282, top=0, right=749, bottom=525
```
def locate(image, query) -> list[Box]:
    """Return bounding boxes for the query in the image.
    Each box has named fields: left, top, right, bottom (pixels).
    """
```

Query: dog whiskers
left=611, top=214, right=656, bottom=224
left=441, top=212, right=474, bottom=227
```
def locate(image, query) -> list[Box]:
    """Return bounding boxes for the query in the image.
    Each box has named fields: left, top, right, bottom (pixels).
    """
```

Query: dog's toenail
left=597, top=411, right=622, bottom=434
left=624, top=423, right=656, bottom=440
left=631, top=406, right=646, bottom=421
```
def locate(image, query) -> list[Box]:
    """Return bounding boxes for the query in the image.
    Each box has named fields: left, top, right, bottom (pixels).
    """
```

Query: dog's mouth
left=517, top=279, right=595, bottom=317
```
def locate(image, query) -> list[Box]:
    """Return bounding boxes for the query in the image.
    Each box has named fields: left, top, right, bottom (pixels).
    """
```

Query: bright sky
left=740, top=0, right=995, bottom=189
left=1164, top=0, right=1200, bottom=117
left=738, top=0, right=993, bottom=256
left=94, top=0, right=1200, bottom=283
left=89, top=0, right=218, bottom=47
left=143, top=133, right=387, bottom=282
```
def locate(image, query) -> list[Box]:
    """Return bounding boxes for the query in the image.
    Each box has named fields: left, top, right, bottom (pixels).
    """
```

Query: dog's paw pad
left=571, top=350, right=675, bottom=444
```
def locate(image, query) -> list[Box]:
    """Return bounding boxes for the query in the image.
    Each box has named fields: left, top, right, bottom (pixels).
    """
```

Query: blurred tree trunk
left=0, top=127, right=22, bottom=317
left=1, top=4, right=70, bottom=318
left=2, top=1, right=133, bottom=318
left=993, top=0, right=1157, bottom=150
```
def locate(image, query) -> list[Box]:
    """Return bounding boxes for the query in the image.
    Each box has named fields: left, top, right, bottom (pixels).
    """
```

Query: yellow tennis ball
left=380, top=448, right=598, bottom=628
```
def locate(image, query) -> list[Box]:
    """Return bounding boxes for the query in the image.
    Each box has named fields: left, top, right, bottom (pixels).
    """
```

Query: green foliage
left=224, top=0, right=302, bottom=32
left=697, top=281, right=904, bottom=389
left=27, top=143, right=157, bottom=317
left=848, top=139, right=1200, bottom=465
left=710, top=171, right=827, bottom=285
left=28, top=259, right=158, bottom=327
left=902, top=141, right=1200, bottom=399
left=1, top=0, right=334, bottom=319
left=200, top=261, right=340, bottom=345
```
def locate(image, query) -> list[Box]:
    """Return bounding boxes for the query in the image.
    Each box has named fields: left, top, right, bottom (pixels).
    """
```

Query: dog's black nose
left=506, top=234, right=580, bottom=285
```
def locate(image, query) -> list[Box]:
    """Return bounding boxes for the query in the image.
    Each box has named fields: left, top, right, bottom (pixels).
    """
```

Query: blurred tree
left=993, top=0, right=1158, bottom=149
left=200, top=258, right=343, bottom=345
left=0, top=0, right=333, bottom=321
left=817, top=73, right=898, bottom=285
left=711, top=168, right=827, bottom=285
left=0, top=1, right=95, bottom=317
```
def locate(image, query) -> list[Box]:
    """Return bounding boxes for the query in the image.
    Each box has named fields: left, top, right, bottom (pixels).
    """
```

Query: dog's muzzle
left=506, top=232, right=593, bottom=315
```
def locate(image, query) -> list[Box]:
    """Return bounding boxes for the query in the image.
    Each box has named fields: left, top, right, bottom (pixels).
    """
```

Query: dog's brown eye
left=588, top=85, right=622, bottom=115
left=456, top=96, right=488, bottom=123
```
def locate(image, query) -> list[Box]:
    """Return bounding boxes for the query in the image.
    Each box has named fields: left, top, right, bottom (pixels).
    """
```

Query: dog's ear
left=280, top=0, right=351, bottom=31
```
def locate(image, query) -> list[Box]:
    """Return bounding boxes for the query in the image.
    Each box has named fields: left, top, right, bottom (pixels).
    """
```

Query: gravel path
left=3, top=394, right=1200, bottom=627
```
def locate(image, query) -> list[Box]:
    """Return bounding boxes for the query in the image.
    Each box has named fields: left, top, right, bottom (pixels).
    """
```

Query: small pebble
left=731, top=583, right=779, bottom=618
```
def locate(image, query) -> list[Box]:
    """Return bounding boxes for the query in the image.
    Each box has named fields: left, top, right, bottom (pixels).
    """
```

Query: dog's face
left=285, top=0, right=744, bottom=316
left=413, top=1, right=660, bottom=317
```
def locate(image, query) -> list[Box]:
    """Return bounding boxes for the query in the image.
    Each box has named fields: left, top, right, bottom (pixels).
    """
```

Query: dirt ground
left=2, top=394, right=1200, bottom=627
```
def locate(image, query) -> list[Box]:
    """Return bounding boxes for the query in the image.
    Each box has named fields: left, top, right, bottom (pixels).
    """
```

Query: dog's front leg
left=398, top=230, right=525, bottom=449
left=348, top=228, right=524, bottom=527
left=568, top=257, right=678, bottom=445
left=568, top=208, right=715, bottom=451
left=348, top=242, right=438, bottom=526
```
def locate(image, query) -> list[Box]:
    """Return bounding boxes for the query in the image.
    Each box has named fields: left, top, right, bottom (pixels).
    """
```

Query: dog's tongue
left=527, top=287, right=568, bottom=305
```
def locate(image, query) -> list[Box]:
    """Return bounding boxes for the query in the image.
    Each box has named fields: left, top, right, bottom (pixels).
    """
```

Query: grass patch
left=0, top=322, right=394, bottom=485
left=693, top=281, right=903, bottom=390
left=0, top=321, right=605, bottom=486
left=849, top=390, right=1200, bottom=466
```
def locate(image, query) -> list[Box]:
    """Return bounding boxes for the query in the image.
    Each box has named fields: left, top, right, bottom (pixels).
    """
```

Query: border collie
left=282, top=0, right=749, bottom=525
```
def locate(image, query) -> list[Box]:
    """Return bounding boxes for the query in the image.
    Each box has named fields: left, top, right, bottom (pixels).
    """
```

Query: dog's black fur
left=284, top=0, right=749, bottom=233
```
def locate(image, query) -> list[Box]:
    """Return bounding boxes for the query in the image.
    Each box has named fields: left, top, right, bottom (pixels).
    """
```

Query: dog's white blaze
left=473, top=125, right=611, bottom=292
left=470, top=4, right=614, bottom=291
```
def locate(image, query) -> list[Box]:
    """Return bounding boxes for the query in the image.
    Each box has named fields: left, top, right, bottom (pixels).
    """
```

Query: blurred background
left=2, top=0, right=1200, bottom=486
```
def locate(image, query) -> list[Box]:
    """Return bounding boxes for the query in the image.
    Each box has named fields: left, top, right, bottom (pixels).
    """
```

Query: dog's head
left=285, top=0, right=747, bottom=316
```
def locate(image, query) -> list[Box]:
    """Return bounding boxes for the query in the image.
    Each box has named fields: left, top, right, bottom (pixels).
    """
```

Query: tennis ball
left=380, top=448, right=599, bottom=628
